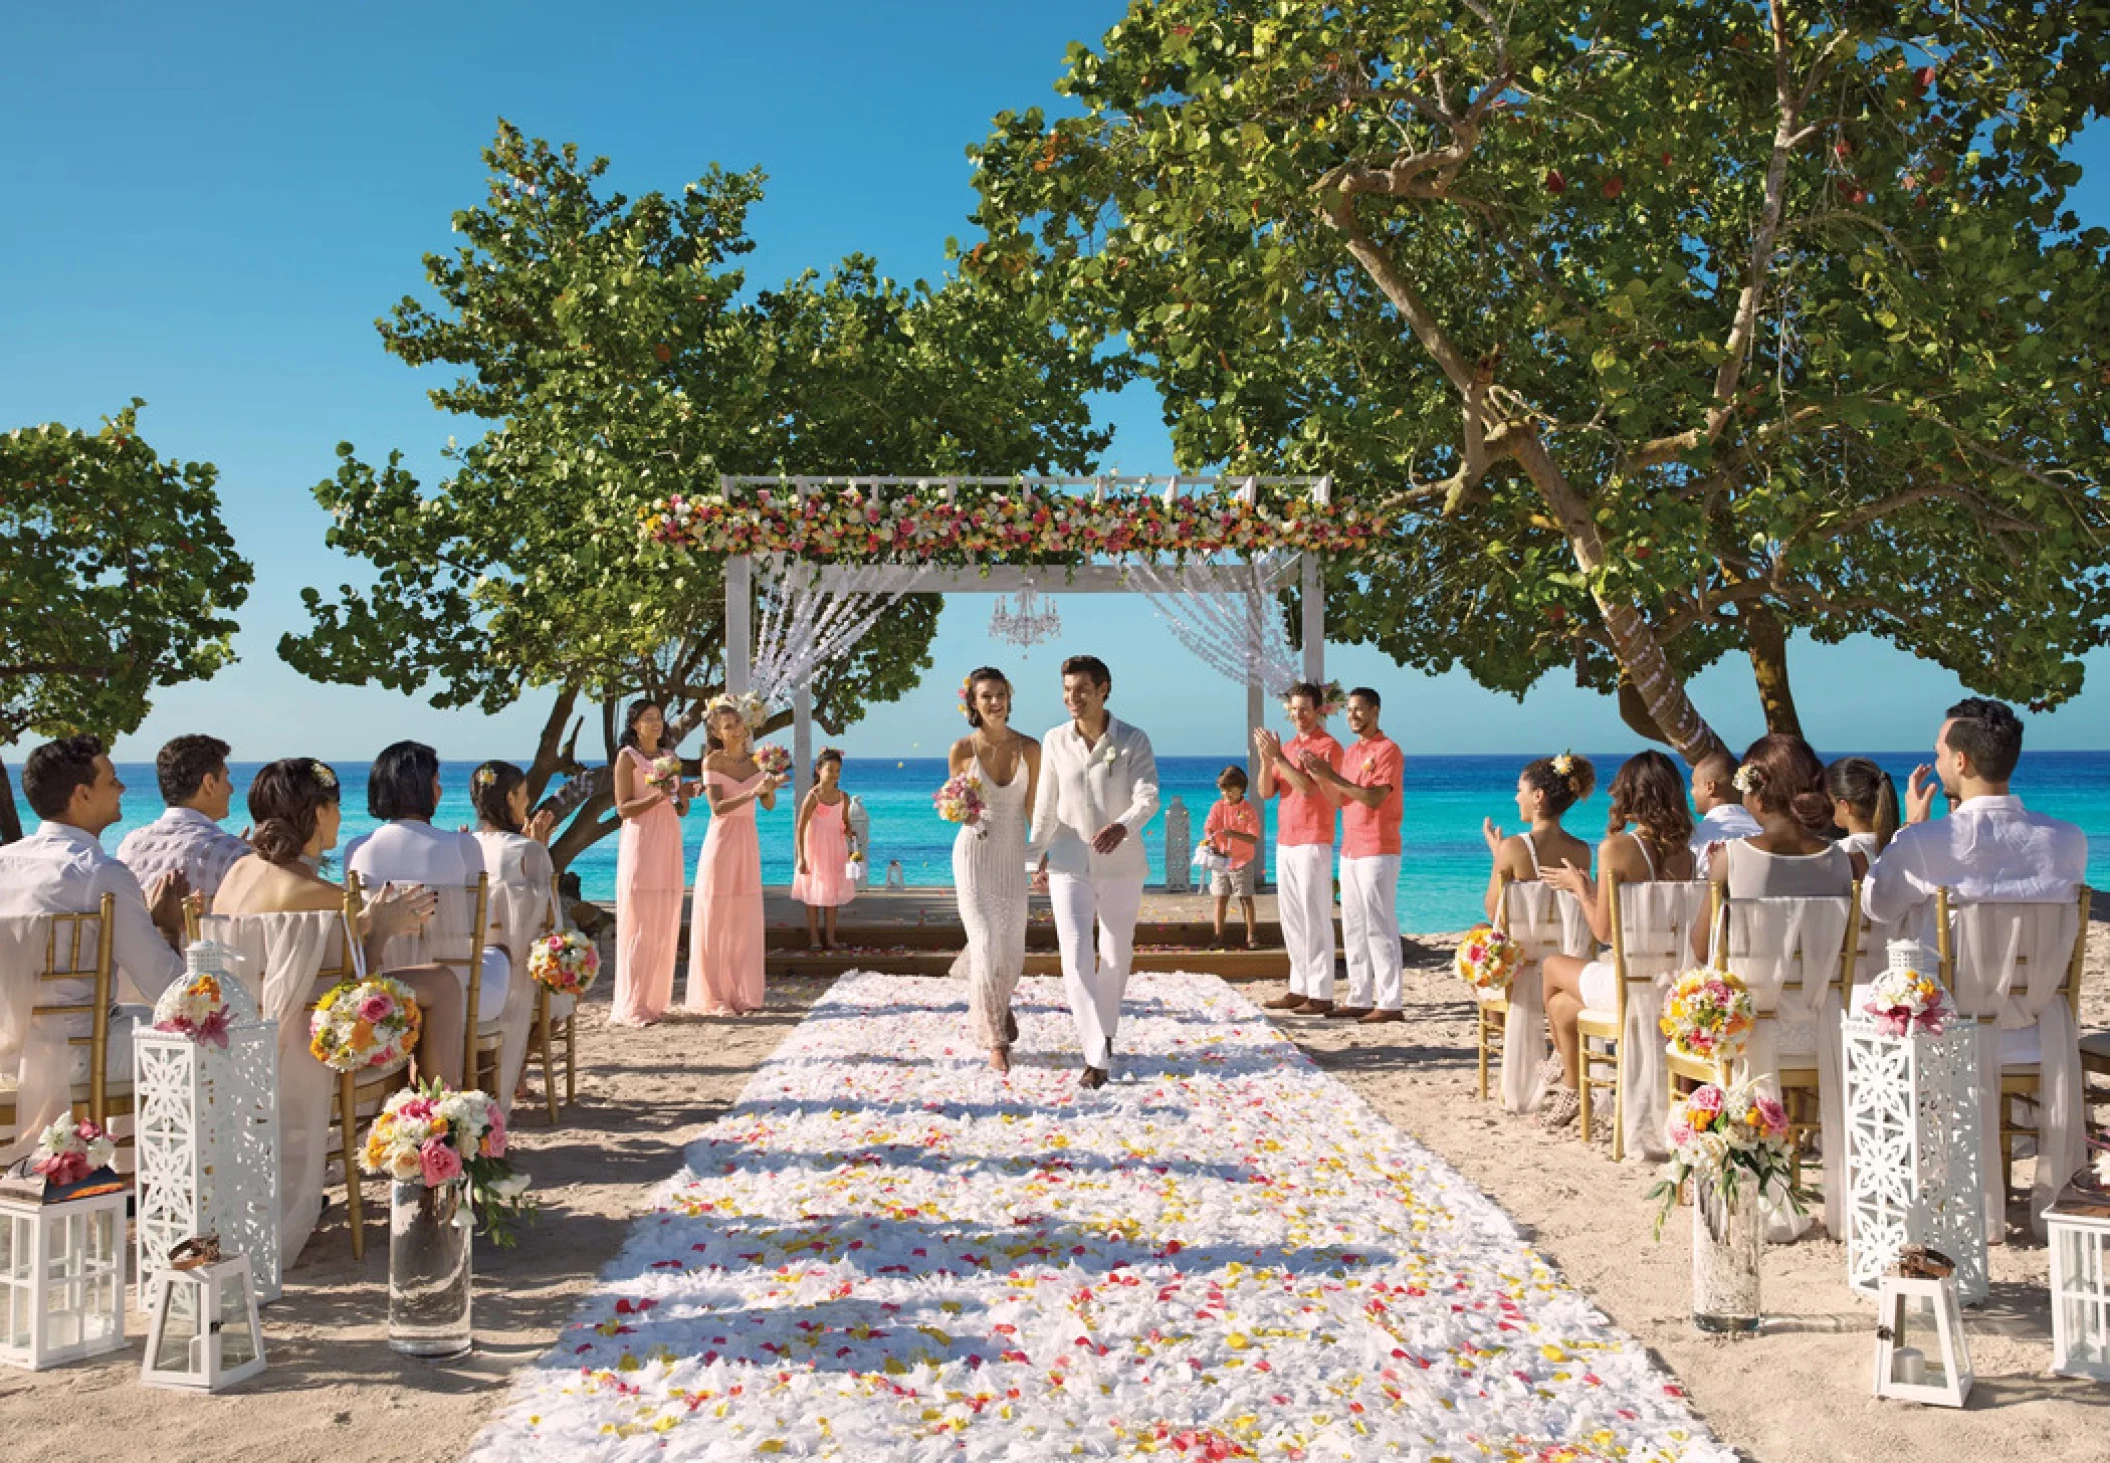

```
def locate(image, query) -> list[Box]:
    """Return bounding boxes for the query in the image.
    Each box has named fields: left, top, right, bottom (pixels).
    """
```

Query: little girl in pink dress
left=791, top=748, right=855, bottom=949
left=686, top=700, right=780, bottom=1015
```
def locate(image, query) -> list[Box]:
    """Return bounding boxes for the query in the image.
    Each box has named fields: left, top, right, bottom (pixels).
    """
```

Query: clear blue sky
left=5, top=2, right=2107, bottom=763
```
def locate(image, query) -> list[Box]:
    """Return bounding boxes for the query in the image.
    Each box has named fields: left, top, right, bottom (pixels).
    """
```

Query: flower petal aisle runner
left=469, top=973, right=1729, bottom=1461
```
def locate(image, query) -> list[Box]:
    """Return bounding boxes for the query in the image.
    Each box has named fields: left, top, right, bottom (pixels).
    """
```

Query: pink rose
left=1754, top=1095, right=1788, bottom=1136
left=1688, top=1085, right=1724, bottom=1117
left=419, top=1138, right=464, bottom=1186
left=1668, top=1121, right=1693, bottom=1148
left=482, top=1104, right=508, bottom=1158
left=397, top=1096, right=439, bottom=1123
left=358, top=994, right=395, bottom=1023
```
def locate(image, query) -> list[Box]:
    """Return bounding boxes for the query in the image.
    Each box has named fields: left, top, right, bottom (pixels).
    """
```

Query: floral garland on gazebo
left=643, top=483, right=1375, bottom=562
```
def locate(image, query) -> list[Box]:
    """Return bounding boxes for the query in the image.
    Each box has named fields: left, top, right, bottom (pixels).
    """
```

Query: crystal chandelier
left=988, top=582, right=1063, bottom=648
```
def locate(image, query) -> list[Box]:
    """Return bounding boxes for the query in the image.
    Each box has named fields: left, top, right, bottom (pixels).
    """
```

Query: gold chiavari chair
left=1474, top=872, right=1515, bottom=1102
left=310, top=874, right=413, bottom=1262
left=0, top=895, right=121, bottom=1143
left=524, top=876, right=580, bottom=1125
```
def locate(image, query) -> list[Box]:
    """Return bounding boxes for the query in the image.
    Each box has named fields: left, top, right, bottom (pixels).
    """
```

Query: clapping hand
left=1482, top=817, right=1504, bottom=854
left=1542, top=860, right=1591, bottom=901
left=1251, top=727, right=1282, bottom=761
left=1905, top=764, right=1940, bottom=824
left=527, top=807, right=557, bottom=844
left=1296, top=750, right=1331, bottom=780
left=369, top=881, right=439, bottom=940
left=147, top=870, right=191, bottom=939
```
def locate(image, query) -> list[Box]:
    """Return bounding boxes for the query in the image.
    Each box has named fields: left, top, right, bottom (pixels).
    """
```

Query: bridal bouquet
left=527, top=930, right=600, bottom=997
left=152, top=968, right=235, bottom=1049
left=1862, top=962, right=1952, bottom=1037
left=1453, top=924, right=1522, bottom=996
left=1660, top=968, right=1756, bottom=1064
left=310, top=974, right=423, bottom=1073
left=31, top=1112, right=117, bottom=1188
left=361, top=1081, right=533, bottom=1245
left=934, top=773, right=987, bottom=838
left=1646, top=1080, right=1804, bottom=1236
left=648, top=753, right=683, bottom=792
left=753, top=743, right=792, bottom=779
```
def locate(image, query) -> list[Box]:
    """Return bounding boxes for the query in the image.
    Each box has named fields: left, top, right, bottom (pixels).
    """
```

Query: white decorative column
left=793, top=683, right=813, bottom=809
left=1300, top=549, right=1325, bottom=686
left=133, top=942, right=281, bottom=1306
left=725, top=552, right=753, bottom=697
left=1162, top=797, right=1191, bottom=894
left=1843, top=1010, right=1987, bottom=1305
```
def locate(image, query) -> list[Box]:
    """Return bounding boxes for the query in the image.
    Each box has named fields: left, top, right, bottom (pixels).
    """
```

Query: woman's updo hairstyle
left=248, top=759, right=341, bottom=867
left=470, top=760, right=527, bottom=833
left=1736, top=733, right=1832, bottom=833
left=1824, top=756, right=1900, bottom=851
left=961, top=667, right=1011, bottom=729
left=1520, top=751, right=1597, bottom=816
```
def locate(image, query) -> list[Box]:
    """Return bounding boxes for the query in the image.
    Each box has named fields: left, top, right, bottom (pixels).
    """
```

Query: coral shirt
left=1203, top=797, right=1261, bottom=869
left=1272, top=730, right=1342, bottom=848
left=1340, top=736, right=1405, bottom=859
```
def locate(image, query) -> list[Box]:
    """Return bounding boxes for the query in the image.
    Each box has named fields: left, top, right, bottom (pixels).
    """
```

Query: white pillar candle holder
left=1872, top=1270, right=1973, bottom=1407
left=0, top=1185, right=128, bottom=1371
left=2047, top=1185, right=2110, bottom=1381
left=140, top=1244, right=266, bottom=1391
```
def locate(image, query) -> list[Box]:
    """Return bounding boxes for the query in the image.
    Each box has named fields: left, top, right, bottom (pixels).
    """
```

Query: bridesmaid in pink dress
left=790, top=748, right=855, bottom=950
left=611, top=700, right=689, bottom=1026
left=686, top=700, right=781, bottom=1014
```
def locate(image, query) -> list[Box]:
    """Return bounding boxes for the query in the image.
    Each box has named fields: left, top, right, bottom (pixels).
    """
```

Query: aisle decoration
left=527, top=931, right=600, bottom=999
left=753, top=743, right=792, bottom=780
left=467, top=971, right=1731, bottom=1461
left=151, top=968, right=235, bottom=1049
left=644, top=484, right=1376, bottom=563
left=0, top=1155, right=127, bottom=1370
left=1647, top=1082, right=1802, bottom=1333
left=140, top=1234, right=267, bottom=1392
left=1453, top=923, right=1521, bottom=996
left=309, top=975, right=422, bottom=1073
left=1861, top=961, right=1952, bottom=1038
left=28, top=1113, right=116, bottom=1189
left=933, top=773, right=987, bottom=840
left=1660, top=969, right=1756, bottom=1065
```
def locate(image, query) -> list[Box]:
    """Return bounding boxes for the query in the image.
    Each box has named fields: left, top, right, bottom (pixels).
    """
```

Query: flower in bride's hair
left=1732, top=764, right=1762, bottom=795
left=1551, top=751, right=1575, bottom=779
left=311, top=761, right=338, bottom=790
left=958, top=676, right=976, bottom=720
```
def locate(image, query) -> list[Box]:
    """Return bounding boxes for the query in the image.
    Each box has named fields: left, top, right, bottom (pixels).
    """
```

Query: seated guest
left=1537, top=752, right=1696, bottom=1129
left=1690, top=734, right=1865, bottom=962
left=213, top=758, right=457, bottom=1078
left=115, top=733, right=250, bottom=902
left=0, top=734, right=185, bottom=1004
left=1865, top=698, right=2087, bottom=931
left=469, top=760, right=559, bottom=1115
left=1825, top=756, right=1900, bottom=865
left=1482, top=752, right=1595, bottom=922
left=344, top=741, right=510, bottom=1069
left=1688, top=748, right=1761, bottom=876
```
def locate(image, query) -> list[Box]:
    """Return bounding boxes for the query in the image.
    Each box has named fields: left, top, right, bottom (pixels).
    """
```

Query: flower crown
left=705, top=691, right=770, bottom=733
left=1732, top=763, right=1763, bottom=795
left=311, top=761, right=338, bottom=791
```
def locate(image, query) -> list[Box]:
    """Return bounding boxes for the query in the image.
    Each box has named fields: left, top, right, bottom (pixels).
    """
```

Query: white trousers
left=1276, top=843, right=1337, bottom=1000
left=1048, top=870, right=1144, bottom=1069
left=1339, top=853, right=1403, bottom=1011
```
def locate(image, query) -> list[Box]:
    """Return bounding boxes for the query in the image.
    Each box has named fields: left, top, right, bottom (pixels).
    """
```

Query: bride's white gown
left=951, top=754, right=1030, bottom=1048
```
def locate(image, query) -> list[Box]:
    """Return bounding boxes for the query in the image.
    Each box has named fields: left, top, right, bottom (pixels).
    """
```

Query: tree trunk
left=1618, top=677, right=1672, bottom=746
left=524, top=683, right=582, bottom=807
left=1741, top=603, right=1803, bottom=738
left=547, top=785, right=617, bottom=875
left=0, top=756, right=22, bottom=844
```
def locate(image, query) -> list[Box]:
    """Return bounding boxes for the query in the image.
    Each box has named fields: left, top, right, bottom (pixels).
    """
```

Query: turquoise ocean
left=103, top=752, right=2110, bottom=936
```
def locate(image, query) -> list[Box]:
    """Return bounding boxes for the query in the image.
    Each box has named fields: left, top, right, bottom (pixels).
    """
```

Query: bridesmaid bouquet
left=1453, top=924, right=1521, bottom=996
left=1660, top=968, right=1757, bottom=1064
left=648, top=754, right=683, bottom=792
left=310, top=974, right=423, bottom=1073
left=527, top=930, right=601, bottom=997
left=753, top=743, right=792, bottom=779
left=934, top=773, right=988, bottom=839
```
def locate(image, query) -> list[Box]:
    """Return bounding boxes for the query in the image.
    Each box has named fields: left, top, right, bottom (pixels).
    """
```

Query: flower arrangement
left=753, top=742, right=792, bottom=779
left=934, top=773, right=987, bottom=838
left=309, top=975, right=423, bottom=1073
left=1646, top=1080, right=1805, bottom=1236
left=643, top=484, right=1375, bottom=564
left=361, top=1081, right=533, bottom=1245
left=648, top=753, right=683, bottom=792
left=1660, top=968, right=1757, bottom=1064
left=152, top=969, right=234, bottom=1049
left=706, top=691, right=770, bottom=733
left=1862, top=962, right=1952, bottom=1038
left=31, top=1112, right=116, bottom=1188
left=527, top=930, right=600, bottom=997
left=1453, top=924, right=1522, bottom=996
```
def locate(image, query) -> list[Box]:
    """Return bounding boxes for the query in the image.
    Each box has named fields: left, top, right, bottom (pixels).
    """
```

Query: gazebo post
left=1300, top=550, right=1324, bottom=685
left=793, top=684, right=813, bottom=807
left=726, top=553, right=753, bottom=697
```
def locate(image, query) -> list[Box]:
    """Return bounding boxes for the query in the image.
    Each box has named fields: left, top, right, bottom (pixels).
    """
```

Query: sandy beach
left=3, top=917, right=2105, bottom=1462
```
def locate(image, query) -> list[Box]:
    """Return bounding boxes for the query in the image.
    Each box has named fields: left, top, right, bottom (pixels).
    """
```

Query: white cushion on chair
left=1997, top=1026, right=2043, bottom=1066
left=547, top=991, right=578, bottom=1021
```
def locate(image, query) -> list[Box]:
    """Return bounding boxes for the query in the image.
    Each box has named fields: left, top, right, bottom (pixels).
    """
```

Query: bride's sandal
left=989, top=1045, right=1011, bottom=1074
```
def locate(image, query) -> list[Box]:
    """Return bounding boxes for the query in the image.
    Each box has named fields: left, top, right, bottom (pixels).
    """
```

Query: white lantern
left=1162, top=796, right=1191, bottom=892
left=1872, top=1265, right=1973, bottom=1407
left=0, top=1184, right=128, bottom=1370
left=2047, top=1186, right=2110, bottom=1381
left=1843, top=938, right=1987, bottom=1305
left=133, top=939, right=281, bottom=1305
left=140, top=1239, right=266, bottom=1391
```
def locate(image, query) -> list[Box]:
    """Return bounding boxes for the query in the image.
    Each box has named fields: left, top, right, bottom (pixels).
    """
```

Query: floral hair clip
left=1732, top=764, right=1763, bottom=795
left=1551, top=750, right=1576, bottom=780
left=472, top=767, right=497, bottom=789
left=311, top=761, right=338, bottom=791
left=958, top=676, right=976, bottom=720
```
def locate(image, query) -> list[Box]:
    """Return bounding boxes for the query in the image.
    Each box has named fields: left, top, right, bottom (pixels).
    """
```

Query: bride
left=950, top=666, right=1041, bottom=1072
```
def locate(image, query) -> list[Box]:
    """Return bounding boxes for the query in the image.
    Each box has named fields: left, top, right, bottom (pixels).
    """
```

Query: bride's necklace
left=974, top=728, right=1021, bottom=774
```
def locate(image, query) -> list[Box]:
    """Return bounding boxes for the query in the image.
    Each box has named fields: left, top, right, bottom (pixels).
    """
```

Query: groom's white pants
left=1048, top=870, right=1144, bottom=1069
left=1276, top=842, right=1337, bottom=1000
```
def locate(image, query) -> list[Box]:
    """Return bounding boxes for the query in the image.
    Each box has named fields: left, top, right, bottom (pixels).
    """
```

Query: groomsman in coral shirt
left=1300, top=688, right=1405, bottom=1023
left=1254, top=682, right=1342, bottom=1015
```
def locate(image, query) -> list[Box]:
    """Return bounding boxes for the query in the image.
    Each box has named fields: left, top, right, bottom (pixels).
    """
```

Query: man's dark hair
left=23, top=734, right=105, bottom=820
left=1348, top=686, right=1381, bottom=710
left=1944, top=697, right=2024, bottom=782
left=367, top=740, right=442, bottom=821
left=155, top=734, right=230, bottom=806
left=1061, top=654, right=1112, bottom=692
left=1284, top=680, right=1324, bottom=707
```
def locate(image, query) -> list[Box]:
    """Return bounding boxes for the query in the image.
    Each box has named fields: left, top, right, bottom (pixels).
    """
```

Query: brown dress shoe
left=1295, top=999, right=1335, bottom=1017
left=1262, top=993, right=1307, bottom=1011
left=1327, top=1006, right=1375, bottom=1020
left=1358, top=1009, right=1406, bottom=1024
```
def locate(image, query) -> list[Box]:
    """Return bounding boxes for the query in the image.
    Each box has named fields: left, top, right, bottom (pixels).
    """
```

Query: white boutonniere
left=1102, top=744, right=1120, bottom=769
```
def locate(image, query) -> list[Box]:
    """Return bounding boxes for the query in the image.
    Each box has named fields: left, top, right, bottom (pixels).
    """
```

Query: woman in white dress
left=1824, top=756, right=1899, bottom=866
left=470, top=760, right=560, bottom=1120
left=949, top=667, right=1041, bottom=1073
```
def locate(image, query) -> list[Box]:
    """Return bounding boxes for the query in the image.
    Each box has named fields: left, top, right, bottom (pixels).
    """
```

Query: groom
left=1030, top=654, right=1160, bottom=1090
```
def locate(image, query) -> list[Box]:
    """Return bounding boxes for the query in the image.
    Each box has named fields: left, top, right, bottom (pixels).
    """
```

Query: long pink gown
left=612, top=746, right=684, bottom=1026
left=789, top=796, right=854, bottom=907
left=686, top=768, right=766, bottom=1014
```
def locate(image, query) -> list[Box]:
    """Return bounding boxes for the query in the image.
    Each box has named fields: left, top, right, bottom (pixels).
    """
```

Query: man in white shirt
left=0, top=735, right=187, bottom=1004
left=1029, top=656, right=1160, bottom=1090
left=116, top=733, right=250, bottom=900
left=1688, top=748, right=1761, bottom=873
left=1865, top=698, right=2088, bottom=931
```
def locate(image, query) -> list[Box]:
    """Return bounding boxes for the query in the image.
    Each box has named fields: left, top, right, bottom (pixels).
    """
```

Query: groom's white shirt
left=1030, top=715, right=1160, bottom=881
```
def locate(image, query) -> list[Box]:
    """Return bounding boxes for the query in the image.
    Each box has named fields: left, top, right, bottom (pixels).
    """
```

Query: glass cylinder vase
left=388, top=1180, right=472, bottom=1358
left=1691, top=1173, right=1762, bottom=1334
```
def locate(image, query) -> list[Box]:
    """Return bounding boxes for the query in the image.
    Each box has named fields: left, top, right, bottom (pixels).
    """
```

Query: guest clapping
left=1483, top=752, right=1595, bottom=922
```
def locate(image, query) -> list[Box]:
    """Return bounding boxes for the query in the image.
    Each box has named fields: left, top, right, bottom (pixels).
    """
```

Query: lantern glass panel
left=218, top=1280, right=258, bottom=1369
left=1, top=1215, right=23, bottom=1350
left=150, top=1280, right=201, bottom=1375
